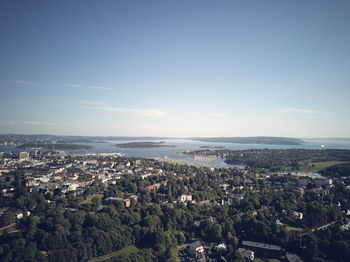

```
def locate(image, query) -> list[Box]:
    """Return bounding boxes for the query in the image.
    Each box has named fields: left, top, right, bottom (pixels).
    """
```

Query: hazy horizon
left=1, top=1, right=350, bottom=137
left=1, top=133, right=350, bottom=141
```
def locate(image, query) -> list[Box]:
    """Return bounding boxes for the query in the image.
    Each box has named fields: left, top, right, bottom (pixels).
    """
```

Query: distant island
left=111, top=141, right=175, bottom=148
left=17, top=143, right=93, bottom=150
left=189, top=136, right=304, bottom=145
left=199, top=146, right=226, bottom=149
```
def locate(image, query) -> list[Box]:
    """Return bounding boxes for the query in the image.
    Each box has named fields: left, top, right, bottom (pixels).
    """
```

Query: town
left=1, top=149, right=350, bottom=261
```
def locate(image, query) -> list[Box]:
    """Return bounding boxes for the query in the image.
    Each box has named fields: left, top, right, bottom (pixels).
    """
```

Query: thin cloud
left=88, top=106, right=166, bottom=117
left=88, top=85, right=113, bottom=91
left=185, top=111, right=227, bottom=117
left=23, top=121, right=41, bottom=125
left=79, top=100, right=107, bottom=106
left=14, top=80, right=43, bottom=86
left=67, top=83, right=113, bottom=91
left=0, top=121, right=55, bottom=127
left=0, top=121, right=16, bottom=126
left=14, top=80, right=112, bottom=91
left=66, top=84, right=81, bottom=88
left=23, top=121, right=56, bottom=126
left=281, top=107, right=330, bottom=116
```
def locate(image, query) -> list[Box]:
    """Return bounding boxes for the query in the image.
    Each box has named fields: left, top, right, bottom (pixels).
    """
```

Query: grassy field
left=88, top=245, right=139, bottom=262
left=300, top=161, right=349, bottom=172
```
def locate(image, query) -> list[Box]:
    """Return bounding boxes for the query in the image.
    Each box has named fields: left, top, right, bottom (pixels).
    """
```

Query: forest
left=185, top=149, right=350, bottom=172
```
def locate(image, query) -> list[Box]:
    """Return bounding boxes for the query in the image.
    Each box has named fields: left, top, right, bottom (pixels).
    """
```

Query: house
left=178, top=194, right=192, bottom=202
left=145, top=181, right=167, bottom=191
left=220, top=183, right=230, bottom=191
left=0, top=207, right=30, bottom=219
left=215, top=243, right=227, bottom=252
left=220, top=197, right=233, bottom=205
left=293, top=211, right=303, bottom=220
left=276, top=219, right=283, bottom=226
left=238, top=248, right=254, bottom=261
left=177, top=186, right=192, bottom=202
left=141, top=173, right=152, bottom=179
left=124, top=199, right=131, bottom=208
left=105, top=197, right=134, bottom=208
left=190, top=241, right=206, bottom=262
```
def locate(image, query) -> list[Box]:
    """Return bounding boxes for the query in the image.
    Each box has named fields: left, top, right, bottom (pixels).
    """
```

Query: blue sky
left=0, top=0, right=349, bottom=137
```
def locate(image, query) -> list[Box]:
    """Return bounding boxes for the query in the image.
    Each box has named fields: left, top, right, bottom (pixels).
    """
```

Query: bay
left=1, top=138, right=350, bottom=168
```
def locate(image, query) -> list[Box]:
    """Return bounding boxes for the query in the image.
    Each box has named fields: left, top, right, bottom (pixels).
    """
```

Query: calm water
left=2, top=138, right=350, bottom=168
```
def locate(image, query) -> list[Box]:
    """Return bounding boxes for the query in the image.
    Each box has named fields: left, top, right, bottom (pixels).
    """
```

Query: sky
left=0, top=0, right=349, bottom=138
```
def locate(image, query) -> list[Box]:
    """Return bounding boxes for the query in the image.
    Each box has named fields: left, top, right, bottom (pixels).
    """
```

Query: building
left=178, top=194, right=192, bottom=202
left=105, top=197, right=135, bottom=208
left=293, top=211, right=303, bottom=220
left=190, top=241, right=206, bottom=262
left=19, top=152, right=29, bottom=160
left=124, top=199, right=131, bottom=208
left=215, top=243, right=227, bottom=252
left=145, top=181, right=167, bottom=191
left=238, top=248, right=254, bottom=261
left=178, top=186, right=192, bottom=202
left=0, top=207, right=30, bottom=219
left=242, top=240, right=283, bottom=259
left=57, top=151, right=67, bottom=157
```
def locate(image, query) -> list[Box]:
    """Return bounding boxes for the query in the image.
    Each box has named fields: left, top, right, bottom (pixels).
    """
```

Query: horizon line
left=1, top=133, right=350, bottom=140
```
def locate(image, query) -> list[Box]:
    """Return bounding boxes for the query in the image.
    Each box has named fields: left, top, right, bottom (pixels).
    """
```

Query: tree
left=303, top=234, right=318, bottom=261
left=0, top=211, right=15, bottom=227
left=91, top=196, right=102, bottom=211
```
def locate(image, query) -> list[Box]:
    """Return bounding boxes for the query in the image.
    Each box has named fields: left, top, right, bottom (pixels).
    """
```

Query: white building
left=293, top=211, right=303, bottom=220
left=178, top=194, right=192, bottom=202
left=215, top=243, right=227, bottom=252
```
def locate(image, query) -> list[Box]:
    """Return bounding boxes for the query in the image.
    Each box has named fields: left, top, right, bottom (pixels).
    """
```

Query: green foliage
left=0, top=211, right=15, bottom=227
left=321, top=163, right=350, bottom=177
left=1, top=155, right=350, bottom=262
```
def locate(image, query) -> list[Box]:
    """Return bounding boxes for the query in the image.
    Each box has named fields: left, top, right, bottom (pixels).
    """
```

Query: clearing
left=300, top=161, right=349, bottom=172
left=88, top=245, right=139, bottom=262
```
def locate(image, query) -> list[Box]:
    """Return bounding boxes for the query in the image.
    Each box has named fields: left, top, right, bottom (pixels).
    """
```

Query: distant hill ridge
left=189, top=136, right=304, bottom=145
left=0, top=134, right=304, bottom=145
